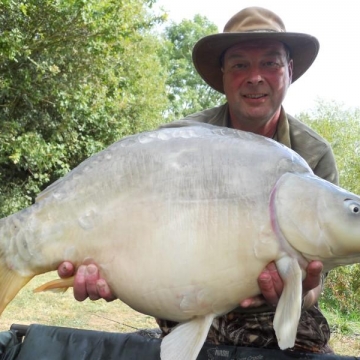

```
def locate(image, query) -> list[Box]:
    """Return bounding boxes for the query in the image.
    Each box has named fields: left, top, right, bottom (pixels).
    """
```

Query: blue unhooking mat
left=0, top=324, right=359, bottom=360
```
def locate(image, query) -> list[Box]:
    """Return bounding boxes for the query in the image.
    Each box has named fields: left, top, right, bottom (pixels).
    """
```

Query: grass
left=0, top=272, right=359, bottom=356
left=322, top=309, right=360, bottom=356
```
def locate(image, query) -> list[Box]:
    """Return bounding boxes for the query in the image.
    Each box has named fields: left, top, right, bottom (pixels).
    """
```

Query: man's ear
left=288, top=59, right=294, bottom=83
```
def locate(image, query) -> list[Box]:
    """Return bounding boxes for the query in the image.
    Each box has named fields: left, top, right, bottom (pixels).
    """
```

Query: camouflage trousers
left=156, top=304, right=333, bottom=354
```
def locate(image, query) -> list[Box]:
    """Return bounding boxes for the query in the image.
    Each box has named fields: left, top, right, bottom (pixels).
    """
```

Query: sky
left=154, top=0, right=360, bottom=115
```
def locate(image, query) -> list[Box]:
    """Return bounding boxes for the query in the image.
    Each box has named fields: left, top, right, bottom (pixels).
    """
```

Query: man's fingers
left=70, top=263, right=116, bottom=302
left=264, top=262, right=283, bottom=296
left=58, top=261, right=75, bottom=278
left=96, top=279, right=117, bottom=302
left=257, top=262, right=285, bottom=306
left=240, top=295, right=266, bottom=308
left=258, top=271, right=279, bottom=306
left=74, top=265, right=99, bottom=301
left=241, top=260, right=324, bottom=310
left=84, top=264, right=102, bottom=301
left=303, top=261, right=323, bottom=292
left=73, top=265, right=87, bottom=301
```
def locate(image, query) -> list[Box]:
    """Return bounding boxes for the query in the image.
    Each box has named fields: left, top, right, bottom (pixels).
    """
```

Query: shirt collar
left=224, top=104, right=292, bottom=148
left=273, top=107, right=291, bottom=148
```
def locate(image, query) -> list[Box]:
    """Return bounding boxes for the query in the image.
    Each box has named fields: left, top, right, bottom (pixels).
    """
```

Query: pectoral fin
left=273, top=257, right=302, bottom=350
left=33, top=276, right=74, bottom=293
left=160, top=313, right=215, bottom=360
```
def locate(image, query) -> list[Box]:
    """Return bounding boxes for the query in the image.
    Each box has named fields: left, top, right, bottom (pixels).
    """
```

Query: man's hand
left=59, top=260, right=323, bottom=308
left=58, top=262, right=116, bottom=302
left=240, top=260, right=323, bottom=308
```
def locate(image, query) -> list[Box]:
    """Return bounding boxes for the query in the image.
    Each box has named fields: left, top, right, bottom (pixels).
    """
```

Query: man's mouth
left=243, top=94, right=267, bottom=99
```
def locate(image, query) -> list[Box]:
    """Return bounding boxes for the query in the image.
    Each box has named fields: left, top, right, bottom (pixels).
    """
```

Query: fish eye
left=344, top=199, right=360, bottom=214
left=352, top=205, right=360, bottom=213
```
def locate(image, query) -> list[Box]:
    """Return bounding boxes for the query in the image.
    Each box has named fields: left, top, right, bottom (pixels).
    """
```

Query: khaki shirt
left=176, top=103, right=339, bottom=185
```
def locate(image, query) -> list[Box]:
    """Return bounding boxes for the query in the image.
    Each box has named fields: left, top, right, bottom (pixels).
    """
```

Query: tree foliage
left=0, top=0, right=168, bottom=216
left=160, top=15, right=225, bottom=121
left=299, top=100, right=360, bottom=195
left=298, top=100, right=360, bottom=316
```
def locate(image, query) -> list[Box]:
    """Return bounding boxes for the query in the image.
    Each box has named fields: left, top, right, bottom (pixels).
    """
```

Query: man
left=58, top=7, right=338, bottom=353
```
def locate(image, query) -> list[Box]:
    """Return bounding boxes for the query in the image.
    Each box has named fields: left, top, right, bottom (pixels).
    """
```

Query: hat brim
left=192, top=32, right=319, bottom=93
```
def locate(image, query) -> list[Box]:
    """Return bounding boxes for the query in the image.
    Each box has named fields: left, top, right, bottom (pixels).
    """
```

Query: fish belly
left=89, top=199, right=279, bottom=321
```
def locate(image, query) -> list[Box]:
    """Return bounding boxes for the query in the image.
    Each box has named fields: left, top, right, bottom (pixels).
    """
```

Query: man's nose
left=246, top=67, right=264, bottom=84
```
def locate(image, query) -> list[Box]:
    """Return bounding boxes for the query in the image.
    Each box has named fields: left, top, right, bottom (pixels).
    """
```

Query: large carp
left=0, top=121, right=359, bottom=360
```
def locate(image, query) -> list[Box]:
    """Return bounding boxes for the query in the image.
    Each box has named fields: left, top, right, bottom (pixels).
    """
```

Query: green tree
left=0, top=0, right=168, bottom=216
left=161, top=15, right=225, bottom=121
left=298, top=99, right=360, bottom=194
left=298, top=100, right=360, bottom=317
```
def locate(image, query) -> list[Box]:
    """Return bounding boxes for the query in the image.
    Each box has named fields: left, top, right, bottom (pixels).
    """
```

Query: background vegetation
left=1, top=0, right=360, bottom=354
left=299, top=102, right=360, bottom=333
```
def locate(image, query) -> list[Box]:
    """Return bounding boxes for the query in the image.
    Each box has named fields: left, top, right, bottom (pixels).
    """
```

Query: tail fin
left=34, top=276, right=74, bottom=293
left=0, top=264, right=33, bottom=315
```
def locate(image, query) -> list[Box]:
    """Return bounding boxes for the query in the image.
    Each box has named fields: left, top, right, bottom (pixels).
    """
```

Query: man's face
left=222, top=40, right=293, bottom=127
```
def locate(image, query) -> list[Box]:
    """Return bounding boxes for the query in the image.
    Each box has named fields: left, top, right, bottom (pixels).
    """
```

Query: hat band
left=243, top=29, right=285, bottom=33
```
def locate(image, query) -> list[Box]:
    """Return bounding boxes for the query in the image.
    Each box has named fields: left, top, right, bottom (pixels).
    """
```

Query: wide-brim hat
left=192, top=7, right=320, bottom=93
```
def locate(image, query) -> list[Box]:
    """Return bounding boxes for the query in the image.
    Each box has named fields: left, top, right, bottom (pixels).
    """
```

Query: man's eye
left=263, top=61, right=280, bottom=68
left=233, top=63, right=246, bottom=69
